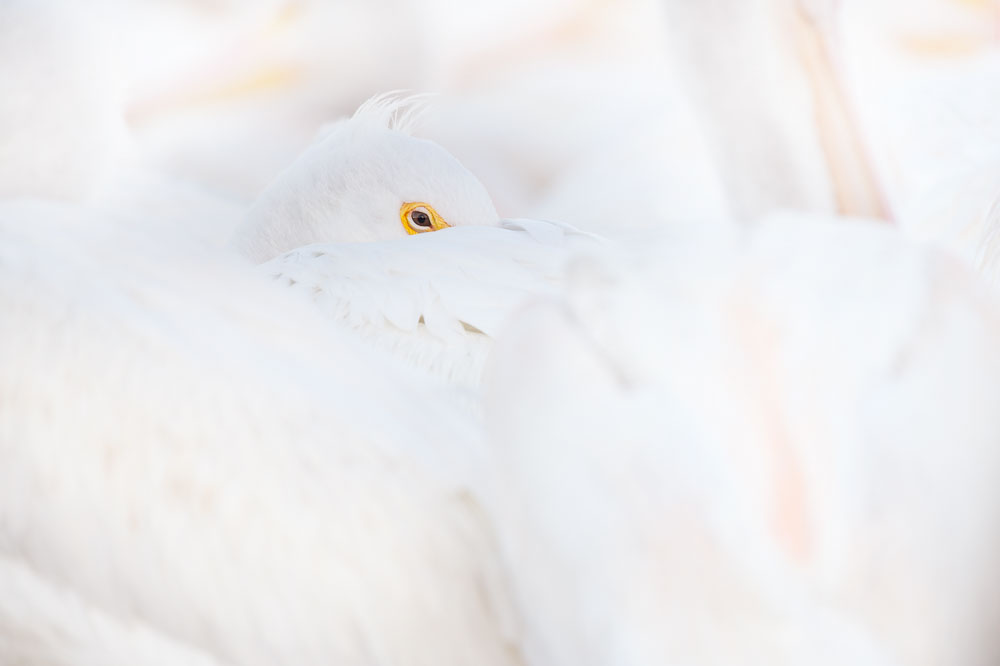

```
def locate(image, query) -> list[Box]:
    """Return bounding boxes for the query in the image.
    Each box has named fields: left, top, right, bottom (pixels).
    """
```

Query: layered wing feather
left=258, top=218, right=602, bottom=389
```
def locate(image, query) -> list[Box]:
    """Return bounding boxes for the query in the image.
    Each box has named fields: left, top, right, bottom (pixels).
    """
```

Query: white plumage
left=0, top=201, right=521, bottom=666
left=259, top=218, right=600, bottom=389
left=484, top=214, right=1000, bottom=666
left=235, top=95, right=601, bottom=389
left=4, top=0, right=1000, bottom=661
left=233, top=94, right=499, bottom=262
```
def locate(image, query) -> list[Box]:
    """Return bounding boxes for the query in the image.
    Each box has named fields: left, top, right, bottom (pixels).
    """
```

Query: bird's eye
left=400, top=202, right=449, bottom=235
left=409, top=208, right=433, bottom=228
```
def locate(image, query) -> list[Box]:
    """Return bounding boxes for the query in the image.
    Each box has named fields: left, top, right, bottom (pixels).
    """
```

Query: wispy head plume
left=352, top=90, right=434, bottom=135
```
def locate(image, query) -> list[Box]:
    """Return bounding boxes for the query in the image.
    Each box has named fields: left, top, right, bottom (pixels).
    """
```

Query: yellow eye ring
left=400, top=202, right=450, bottom=235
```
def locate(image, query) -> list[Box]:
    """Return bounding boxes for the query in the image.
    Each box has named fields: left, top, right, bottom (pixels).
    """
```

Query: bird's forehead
left=353, top=131, right=497, bottom=224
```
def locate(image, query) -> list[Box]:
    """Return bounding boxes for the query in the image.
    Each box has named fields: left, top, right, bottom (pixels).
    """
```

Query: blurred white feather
left=840, top=0, right=1000, bottom=267
left=484, top=213, right=1000, bottom=666
left=0, top=1, right=127, bottom=201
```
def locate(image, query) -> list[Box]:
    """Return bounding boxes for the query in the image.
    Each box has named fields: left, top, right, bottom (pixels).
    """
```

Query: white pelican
left=0, top=200, right=522, bottom=666
left=232, top=94, right=501, bottom=262
left=656, top=0, right=892, bottom=220
left=234, top=94, right=601, bottom=390
left=838, top=0, right=1000, bottom=275
left=484, top=214, right=1000, bottom=665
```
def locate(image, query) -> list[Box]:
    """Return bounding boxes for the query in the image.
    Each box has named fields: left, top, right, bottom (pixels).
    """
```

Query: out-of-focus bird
left=411, top=0, right=893, bottom=237
left=0, top=0, right=127, bottom=201
left=656, top=0, right=892, bottom=221
left=839, top=0, right=1000, bottom=271
left=484, top=214, right=1000, bottom=666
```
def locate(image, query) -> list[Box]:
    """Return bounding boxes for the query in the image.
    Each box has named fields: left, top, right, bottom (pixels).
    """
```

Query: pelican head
left=232, top=94, right=499, bottom=263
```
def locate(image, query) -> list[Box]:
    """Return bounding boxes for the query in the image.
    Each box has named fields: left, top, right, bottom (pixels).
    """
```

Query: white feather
left=0, top=201, right=521, bottom=666
left=257, top=221, right=601, bottom=390
left=484, top=213, right=1000, bottom=666
left=232, top=96, right=499, bottom=263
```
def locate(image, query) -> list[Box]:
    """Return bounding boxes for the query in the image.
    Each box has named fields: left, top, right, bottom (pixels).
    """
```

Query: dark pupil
left=411, top=211, right=432, bottom=227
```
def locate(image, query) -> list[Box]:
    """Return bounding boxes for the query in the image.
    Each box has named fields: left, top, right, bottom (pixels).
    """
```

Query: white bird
left=232, top=94, right=501, bottom=262
left=483, top=213, right=1000, bottom=666
left=835, top=0, right=1000, bottom=277
left=0, top=94, right=595, bottom=665
left=234, top=94, right=601, bottom=391
left=0, top=200, right=522, bottom=666
left=7, top=4, right=1000, bottom=666
left=657, top=0, right=892, bottom=221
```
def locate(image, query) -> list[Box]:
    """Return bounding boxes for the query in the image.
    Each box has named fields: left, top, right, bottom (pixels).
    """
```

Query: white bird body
left=485, top=214, right=1000, bottom=666
left=235, top=95, right=601, bottom=390
left=0, top=201, right=521, bottom=666
left=0, top=97, right=608, bottom=664
left=259, top=218, right=601, bottom=390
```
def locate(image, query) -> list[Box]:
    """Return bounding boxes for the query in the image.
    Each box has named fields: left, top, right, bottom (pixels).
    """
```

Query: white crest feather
left=351, top=91, right=434, bottom=135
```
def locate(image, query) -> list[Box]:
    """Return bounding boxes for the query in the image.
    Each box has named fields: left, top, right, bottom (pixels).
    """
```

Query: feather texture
left=257, top=219, right=601, bottom=390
